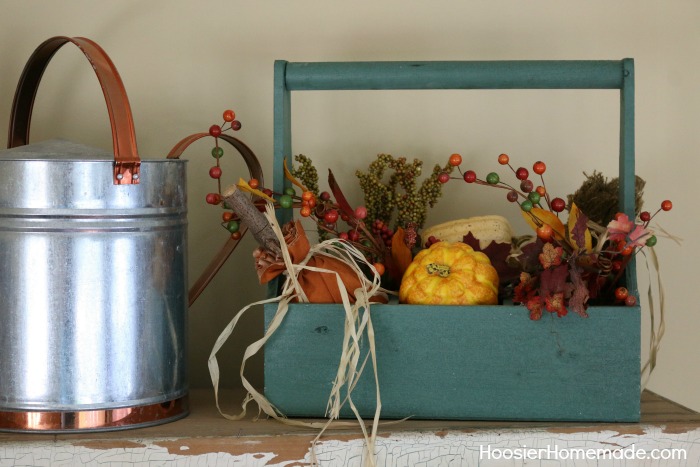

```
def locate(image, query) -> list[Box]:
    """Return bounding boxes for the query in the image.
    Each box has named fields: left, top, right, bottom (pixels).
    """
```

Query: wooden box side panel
left=264, top=304, right=640, bottom=422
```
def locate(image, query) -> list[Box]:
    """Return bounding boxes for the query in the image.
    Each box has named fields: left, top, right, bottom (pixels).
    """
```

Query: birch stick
left=222, top=185, right=282, bottom=257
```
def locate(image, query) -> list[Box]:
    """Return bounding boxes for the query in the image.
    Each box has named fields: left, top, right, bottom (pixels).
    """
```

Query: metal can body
left=0, top=142, right=188, bottom=431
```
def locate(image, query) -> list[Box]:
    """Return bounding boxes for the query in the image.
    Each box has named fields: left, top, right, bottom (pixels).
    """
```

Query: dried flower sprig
left=356, top=154, right=454, bottom=230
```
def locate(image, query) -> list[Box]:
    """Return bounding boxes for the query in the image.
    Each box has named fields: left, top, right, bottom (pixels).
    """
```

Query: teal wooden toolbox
left=264, top=60, right=640, bottom=421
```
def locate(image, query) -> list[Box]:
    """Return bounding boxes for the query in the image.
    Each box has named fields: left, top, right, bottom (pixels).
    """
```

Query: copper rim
left=0, top=395, right=188, bottom=432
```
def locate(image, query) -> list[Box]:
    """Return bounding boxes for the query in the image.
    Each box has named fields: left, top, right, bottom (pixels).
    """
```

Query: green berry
left=486, top=172, right=500, bottom=184
left=520, top=200, right=533, bottom=212
left=211, top=147, right=224, bottom=158
left=528, top=191, right=541, bottom=205
left=226, top=220, right=240, bottom=233
left=646, top=235, right=657, bottom=247
left=284, top=187, right=296, bottom=196
left=278, top=194, right=293, bottom=209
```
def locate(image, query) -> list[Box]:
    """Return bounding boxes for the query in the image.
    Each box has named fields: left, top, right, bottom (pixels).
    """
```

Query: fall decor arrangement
left=200, top=115, right=671, bottom=317
left=437, top=153, right=671, bottom=319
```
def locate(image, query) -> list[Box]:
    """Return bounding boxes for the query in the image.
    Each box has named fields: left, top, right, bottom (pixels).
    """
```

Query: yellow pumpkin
left=399, top=241, right=499, bottom=305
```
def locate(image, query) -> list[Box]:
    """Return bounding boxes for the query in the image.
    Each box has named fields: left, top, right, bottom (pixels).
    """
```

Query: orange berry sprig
left=439, top=153, right=568, bottom=219
left=204, top=109, right=243, bottom=206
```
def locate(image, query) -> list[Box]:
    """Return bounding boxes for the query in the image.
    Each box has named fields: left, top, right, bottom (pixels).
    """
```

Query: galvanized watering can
left=0, top=36, right=190, bottom=432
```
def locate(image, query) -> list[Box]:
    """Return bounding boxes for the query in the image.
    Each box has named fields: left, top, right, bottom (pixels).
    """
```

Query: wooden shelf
left=1, top=389, right=698, bottom=465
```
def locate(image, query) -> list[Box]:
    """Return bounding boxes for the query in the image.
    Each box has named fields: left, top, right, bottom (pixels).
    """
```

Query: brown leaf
left=391, top=227, right=413, bottom=279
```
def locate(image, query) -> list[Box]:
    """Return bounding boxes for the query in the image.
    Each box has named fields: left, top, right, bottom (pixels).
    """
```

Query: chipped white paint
left=0, top=426, right=698, bottom=466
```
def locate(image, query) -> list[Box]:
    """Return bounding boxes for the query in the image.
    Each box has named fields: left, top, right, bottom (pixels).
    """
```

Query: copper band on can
left=0, top=396, right=188, bottom=432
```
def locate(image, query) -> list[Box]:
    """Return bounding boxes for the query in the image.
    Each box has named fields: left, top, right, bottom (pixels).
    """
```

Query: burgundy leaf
left=328, top=169, right=356, bottom=220
left=462, top=232, right=480, bottom=250
left=571, top=210, right=590, bottom=250
left=518, top=238, right=545, bottom=272
left=539, top=263, right=568, bottom=299
left=462, top=233, right=520, bottom=286
left=568, top=265, right=590, bottom=318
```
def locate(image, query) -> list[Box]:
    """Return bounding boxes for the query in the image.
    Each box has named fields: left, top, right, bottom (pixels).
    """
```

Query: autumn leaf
left=522, top=208, right=566, bottom=241
left=568, top=203, right=592, bottom=251
left=283, top=158, right=308, bottom=192
left=514, top=272, right=536, bottom=303
left=627, top=224, right=653, bottom=248
left=607, top=213, right=635, bottom=242
left=527, top=296, right=544, bottom=320
left=327, top=169, right=356, bottom=221
left=462, top=232, right=519, bottom=286
left=568, top=265, right=590, bottom=318
left=538, top=242, right=563, bottom=269
left=545, top=292, right=568, bottom=317
left=391, top=227, right=413, bottom=279
left=512, top=238, right=545, bottom=273
left=539, top=263, right=569, bottom=299
left=237, top=178, right=276, bottom=202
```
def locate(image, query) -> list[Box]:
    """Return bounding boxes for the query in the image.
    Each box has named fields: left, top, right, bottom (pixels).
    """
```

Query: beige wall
left=1, top=1, right=698, bottom=411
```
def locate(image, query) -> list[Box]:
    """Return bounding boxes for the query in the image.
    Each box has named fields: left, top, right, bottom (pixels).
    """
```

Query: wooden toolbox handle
left=272, top=59, right=636, bottom=288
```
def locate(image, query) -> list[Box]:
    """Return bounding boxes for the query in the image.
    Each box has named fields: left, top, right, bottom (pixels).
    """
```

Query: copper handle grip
left=7, top=36, right=140, bottom=184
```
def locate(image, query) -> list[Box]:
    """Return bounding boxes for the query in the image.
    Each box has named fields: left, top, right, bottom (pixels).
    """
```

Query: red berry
left=231, top=231, right=242, bottom=240
left=301, top=191, right=314, bottom=202
left=338, top=232, right=349, bottom=240
left=615, top=287, right=629, bottom=301
left=320, top=191, right=331, bottom=201
left=520, top=180, right=534, bottom=193
left=248, top=178, right=260, bottom=189
left=533, top=161, right=546, bottom=175
left=551, top=197, right=566, bottom=212
left=449, top=153, right=462, bottom=166
left=223, top=109, right=236, bottom=122
left=209, top=166, right=222, bottom=179
left=498, top=154, right=510, bottom=165
left=661, top=200, right=672, bottom=211
left=209, top=125, right=222, bottom=137
left=230, top=120, right=242, bottom=131
left=324, top=209, right=339, bottom=224
left=620, top=245, right=634, bottom=256
left=299, top=206, right=312, bottom=217
left=205, top=193, right=221, bottom=205
left=506, top=190, right=518, bottom=202
left=354, top=206, right=367, bottom=219
left=438, top=173, right=450, bottom=184
left=348, top=230, right=360, bottom=242
left=463, top=170, right=477, bottom=183
left=222, top=212, right=234, bottom=222
left=625, top=295, right=637, bottom=306
left=611, top=260, right=623, bottom=273
left=515, top=167, right=529, bottom=180
left=640, top=211, right=651, bottom=222
left=262, top=188, right=273, bottom=197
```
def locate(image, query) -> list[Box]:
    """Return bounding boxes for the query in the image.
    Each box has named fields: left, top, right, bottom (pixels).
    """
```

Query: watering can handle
left=167, top=133, right=265, bottom=307
left=7, top=36, right=140, bottom=185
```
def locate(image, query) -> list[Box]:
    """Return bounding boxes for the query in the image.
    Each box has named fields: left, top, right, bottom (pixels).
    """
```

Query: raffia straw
left=208, top=203, right=388, bottom=466
left=640, top=247, right=666, bottom=389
